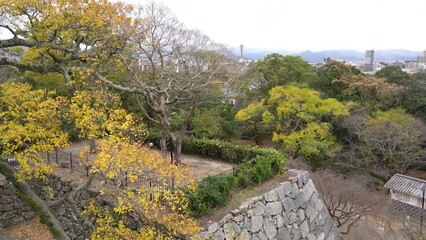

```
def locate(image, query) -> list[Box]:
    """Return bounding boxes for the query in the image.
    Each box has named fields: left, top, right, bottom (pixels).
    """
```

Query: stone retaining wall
left=32, top=174, right=141, bottom=240
left=0, top=173, right=35, bottom=229
left=201, top=169, right=341, bottom=240
left=32, top=174, right=104, bottom=240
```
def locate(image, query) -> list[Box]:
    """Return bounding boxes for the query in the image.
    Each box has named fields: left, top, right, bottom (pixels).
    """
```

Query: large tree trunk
left=0, top=161, right=70, bottom=240
left=160, top=133, right=167, bottom=157
left=174, top=137, right=182, bottom=164
left=89, top=138, right=97, bottom=153
left=173, top=105, right=195, bottom=164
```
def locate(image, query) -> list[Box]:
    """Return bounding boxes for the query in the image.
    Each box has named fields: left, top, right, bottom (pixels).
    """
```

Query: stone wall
left=31, top=174, right=141, bottom=240
left=31, top=174, right=103, bottom=240
left=0, top=173, right=35, bottom=229
left=201, top=170, right=341, bottom=240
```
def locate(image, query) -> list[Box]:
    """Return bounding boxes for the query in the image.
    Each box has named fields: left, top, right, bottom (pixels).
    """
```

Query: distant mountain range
left=237, top=48, right=423, bottom=63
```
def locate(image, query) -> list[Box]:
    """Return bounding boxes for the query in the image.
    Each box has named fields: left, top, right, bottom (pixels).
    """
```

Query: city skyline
left=126, top=0, right=426, bottom=52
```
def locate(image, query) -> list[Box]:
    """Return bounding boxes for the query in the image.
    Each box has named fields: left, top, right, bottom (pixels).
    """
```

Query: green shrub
left=367, top=178, right=384, bottom=191
left=185, top=175, right=235, bottom=217
left=182, top=137, right=285, bottom=164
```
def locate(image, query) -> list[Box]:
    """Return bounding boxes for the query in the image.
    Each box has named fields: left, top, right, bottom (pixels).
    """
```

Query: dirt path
left=61, top=141, right=235, bottom=182
left=0, top=217, right=54, bottom=240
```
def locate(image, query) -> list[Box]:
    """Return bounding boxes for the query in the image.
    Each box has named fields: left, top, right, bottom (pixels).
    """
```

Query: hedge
left=149, top=135, right=284, bottom=164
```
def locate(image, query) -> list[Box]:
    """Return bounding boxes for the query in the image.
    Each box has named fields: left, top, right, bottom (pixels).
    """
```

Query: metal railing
left=42, top=148, right=178, bottom=200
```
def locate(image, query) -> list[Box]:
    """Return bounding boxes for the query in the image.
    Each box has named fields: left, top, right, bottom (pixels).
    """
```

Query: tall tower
left=365, top=50, right=375, bottom=71
left=423, top=50, right=426, bottom=63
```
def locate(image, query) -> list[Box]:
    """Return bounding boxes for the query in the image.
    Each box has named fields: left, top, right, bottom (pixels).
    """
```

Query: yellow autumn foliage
left=0, top=82, right=69, bottom=180
left=70, top=90, right=146, bottom=143
left=86, top=138, right=200, bottom=239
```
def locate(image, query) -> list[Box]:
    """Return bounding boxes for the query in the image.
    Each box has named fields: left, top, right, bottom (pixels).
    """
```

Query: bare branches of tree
left=312, top=171, right=383, bottom=235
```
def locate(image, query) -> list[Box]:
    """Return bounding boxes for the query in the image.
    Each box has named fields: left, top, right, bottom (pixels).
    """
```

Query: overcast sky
left=126, top=0, right=426, bottom=52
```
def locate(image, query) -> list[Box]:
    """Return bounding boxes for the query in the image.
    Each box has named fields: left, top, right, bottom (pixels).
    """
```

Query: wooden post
left=86, top=166, right=89, bottom=177
left=149, top=181, right=153, bottom=201
left=172, top=177, right=175, bottom=189
left=125, top=171, right=128, bottom=188
left=70, top=152, right=73, bottom=170
left=232, top=166, right=235, bottom=176
left=47, top=152, right=50, bottom=162
left=55, top=148, right=58, bottom=164
left=421, top=188, right=425, bottom=237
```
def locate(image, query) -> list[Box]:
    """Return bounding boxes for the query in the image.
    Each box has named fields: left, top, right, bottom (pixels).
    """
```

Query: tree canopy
left=242, top=54, right=316, bottom=98
left=0, top=82, right=68, bottom=179
left=237, top=85, right=349, bottom=162
left=375, top=66, right=410, bottom=84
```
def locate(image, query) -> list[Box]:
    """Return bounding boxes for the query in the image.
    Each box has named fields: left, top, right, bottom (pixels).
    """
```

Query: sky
left=125, top=0, right=426, bottom=52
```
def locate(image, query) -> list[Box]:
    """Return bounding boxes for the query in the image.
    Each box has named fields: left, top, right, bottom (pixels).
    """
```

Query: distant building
left=384, top=174, right=426, bottom=217
left=417, top=50, right=426, bottom=63
left=390, top=61, right=405, bottom=68
left=365, top=50, right=375, bottom=71
left=323, top=57, right=331, bottom=64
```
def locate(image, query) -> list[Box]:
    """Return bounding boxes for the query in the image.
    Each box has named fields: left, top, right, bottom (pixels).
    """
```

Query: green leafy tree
left=400, top=72, right=426, bottom=120
left=243, top=54, right=316, bottom=98
left=311, top=60, right=361, bottom=99
left=190, top=104, right=237, bottom=139
left=375, top=66, right=409, bottom=84
left=236, top=85, right=349, bottom=163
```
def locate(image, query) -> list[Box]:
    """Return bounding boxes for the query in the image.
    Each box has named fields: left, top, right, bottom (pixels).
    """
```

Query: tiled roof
left=384, top=174, right=426, bottom=198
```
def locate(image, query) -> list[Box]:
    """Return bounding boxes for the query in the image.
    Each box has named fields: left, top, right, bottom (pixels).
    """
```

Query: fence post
left=55, top=148, right=58, bottom=164
left=232, top=166, right=235, bottom=176
left=86, top=165, right=89, bottom=177
left=47, top=152, right=50, bottom=162
left=70, top=152, right=73, bottom=170
left=149, top=181, right=153, bottom=201
left=172, top=177, right=175, bottom=189
left=125, top=171, right=128, bottom=188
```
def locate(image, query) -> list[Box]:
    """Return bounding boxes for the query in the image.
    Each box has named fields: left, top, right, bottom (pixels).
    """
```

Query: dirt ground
left=0, top=217, right=54, bottom=240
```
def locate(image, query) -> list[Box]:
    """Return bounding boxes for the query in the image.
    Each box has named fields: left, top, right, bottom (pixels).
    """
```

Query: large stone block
left=299, top=220, right=309, bottom=238
left=281, top=197, right=295, bottom=213
left=253, top=202, right=266, bottom=216
left=265, top=202, right=282, bottom=216
left=0, top=174, right=8, bottom=187
left=264, top=190, right=279, bottom=202
left=276, top=227, right=290, bottom=240
left=263, top=217, right=277, bottom=240
left=290, top=183, right=300, bottom=198
left=239, top=229, right=251, bottom=240
left=251, top=215, right=263, bottom=233
left=0, top=204, right=14, bottom=212
left=224, top=222, right=241, bottom=236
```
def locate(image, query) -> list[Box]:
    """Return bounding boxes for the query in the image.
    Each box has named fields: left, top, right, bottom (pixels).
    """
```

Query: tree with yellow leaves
left=70, top=90, right=146, bottom=152
left=83, top=138, right=200, bottom=239
left=0, top=82, right=69, bottom=180
left=0, top=0, right=134, bottom=91
left=236, top=85, right=349, bottom=164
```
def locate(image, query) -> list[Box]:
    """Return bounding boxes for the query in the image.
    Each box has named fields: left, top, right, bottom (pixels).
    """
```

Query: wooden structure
left=384, top=174, right=426, bottom=217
